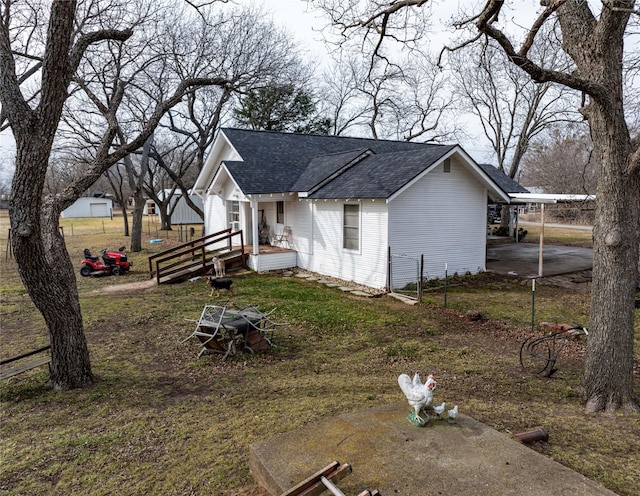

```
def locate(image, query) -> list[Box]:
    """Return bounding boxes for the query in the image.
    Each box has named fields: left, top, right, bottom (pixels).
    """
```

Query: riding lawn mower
left=80, top=247, right=132, bottom=277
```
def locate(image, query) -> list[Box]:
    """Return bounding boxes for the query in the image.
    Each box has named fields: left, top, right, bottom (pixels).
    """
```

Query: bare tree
left=0, top=0, right=235, bottom=390
left=522, top=125, right=596, bottom=195
left=319, top=56, right=370, bottom=136
left=137, top=5, right=306, bottom=233
left=313, top=1, right=458, bottom=142
left=103, top=163, right=132, bottom=236
left=57, top=3, right=302, bottom=251
left=144, top=135, right=197, bottom=231
left=448, top=36, right=580, bottom=225
left=319, top=49, right=458, bottom=141
left=311, top=0, right=640, bottom=413
left=474, top=0, right=639, bottom=414
left=449, top=39, right=579, bottom=179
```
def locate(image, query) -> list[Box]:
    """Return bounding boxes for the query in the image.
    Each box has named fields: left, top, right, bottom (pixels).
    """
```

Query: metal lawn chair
left=272, top=226, right=292, bottom=249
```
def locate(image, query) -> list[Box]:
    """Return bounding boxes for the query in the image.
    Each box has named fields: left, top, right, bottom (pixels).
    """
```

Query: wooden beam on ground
left=281, top=461, right=352, bottom=496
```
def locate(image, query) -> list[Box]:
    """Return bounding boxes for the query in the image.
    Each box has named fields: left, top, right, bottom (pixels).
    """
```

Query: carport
left=503, top=193, right=595, bottom=277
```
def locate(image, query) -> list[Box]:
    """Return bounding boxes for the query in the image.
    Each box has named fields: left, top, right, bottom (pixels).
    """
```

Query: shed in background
left=61, top=197, right=113, bottom=218
left=145, top=190, right=203, bottom=225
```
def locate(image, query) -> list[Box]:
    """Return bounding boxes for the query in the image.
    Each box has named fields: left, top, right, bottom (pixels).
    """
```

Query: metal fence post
left=419, top=254, right=424, bottom=303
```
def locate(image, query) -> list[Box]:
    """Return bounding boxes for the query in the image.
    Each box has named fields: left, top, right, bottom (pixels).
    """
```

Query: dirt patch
left=97, top=279, right=158, bottom=293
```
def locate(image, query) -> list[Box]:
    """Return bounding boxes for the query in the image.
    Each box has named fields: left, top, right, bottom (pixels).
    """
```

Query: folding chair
left=272, top=226, right=292, bottom=248
left=183, top=304, right=237, bottom=359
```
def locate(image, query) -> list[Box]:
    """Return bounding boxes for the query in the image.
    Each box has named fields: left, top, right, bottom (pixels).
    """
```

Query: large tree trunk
left=10, top=143, right=94, bottom=391
left=6, top=0, right=93, bottom=390
left=158, top=202, right=172, bottom=231
left=582, top=101, right=639, bottom=413
left=125, top=136, right=151, bottom=252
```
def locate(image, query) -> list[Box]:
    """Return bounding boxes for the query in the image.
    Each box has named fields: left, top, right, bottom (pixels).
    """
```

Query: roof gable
left=292, top=148, right=373, bottom=194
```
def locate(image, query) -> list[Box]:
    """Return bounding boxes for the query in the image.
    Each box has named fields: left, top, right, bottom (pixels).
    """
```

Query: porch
left=237, top=243, right=298, bottom=273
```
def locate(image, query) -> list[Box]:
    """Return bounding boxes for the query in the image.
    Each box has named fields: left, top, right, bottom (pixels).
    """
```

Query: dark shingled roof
left=308, top=147, right=455, bottom=199
left=218, top=128, right=524, bottom=199
left=478, top=163, right=529, bottom=194
left=220, top=128, right=454, bottom=196
left=291, top=149, right=372, bottom=193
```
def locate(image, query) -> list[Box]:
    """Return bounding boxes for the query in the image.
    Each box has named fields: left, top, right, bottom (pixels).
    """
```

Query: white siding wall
left=287, top=200, right=313, bottom=255
left=298, top=199, right=388, bottom=289
left=203, top=194, right=226, bottom=235
left=389, top=156, right=486, bottom=285
left=248, top=252, right=297, bottom=272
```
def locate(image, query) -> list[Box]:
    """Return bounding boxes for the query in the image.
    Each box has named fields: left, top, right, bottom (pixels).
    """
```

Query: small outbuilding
left=144, top=190, right=204, bottom=225
left=61, top=197, right=113, bottom=218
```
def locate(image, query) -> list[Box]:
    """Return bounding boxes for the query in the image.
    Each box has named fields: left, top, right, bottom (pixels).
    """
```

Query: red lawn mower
left=80, top=247, right=132, bottom=277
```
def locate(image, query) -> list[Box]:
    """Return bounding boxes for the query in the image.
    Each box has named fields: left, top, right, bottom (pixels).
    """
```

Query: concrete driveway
left=486, top=243, right=593, bottom=277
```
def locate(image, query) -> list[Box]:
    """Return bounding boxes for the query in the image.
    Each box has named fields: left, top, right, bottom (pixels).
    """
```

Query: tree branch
left=0, top=8, right=33, bottom=131
left=518, top=0, right=567, bottom=58
left=629, top=136, right=640, bottom=175
left=68, top=29, right=134, bottom=76
left=475, top=1, right=608, bottom=100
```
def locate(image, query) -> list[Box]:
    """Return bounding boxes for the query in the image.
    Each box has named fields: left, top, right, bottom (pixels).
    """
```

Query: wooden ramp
left=148, top=228, right=246, bottom=284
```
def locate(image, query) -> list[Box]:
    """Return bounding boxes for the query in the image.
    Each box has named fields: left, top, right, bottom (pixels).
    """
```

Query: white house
left=192, top=128, right=524, bottom=290
left=61, top=197, right=113, bottom=218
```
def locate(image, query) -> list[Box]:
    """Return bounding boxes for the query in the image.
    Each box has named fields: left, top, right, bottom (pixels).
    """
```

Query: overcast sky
left=1, top=1, right=636, bottom=168
left=0, top=0, right=542, bottom=163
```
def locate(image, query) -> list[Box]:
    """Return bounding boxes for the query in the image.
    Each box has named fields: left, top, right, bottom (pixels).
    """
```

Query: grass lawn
left=1, top=212, right=638, bottom=495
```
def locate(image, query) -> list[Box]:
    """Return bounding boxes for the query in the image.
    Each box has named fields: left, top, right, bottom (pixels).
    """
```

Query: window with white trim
left=276, top=201, right=284, bottom=224
left=343, top=204, right=359, bottom=250
left=228, top=200, right=240, bottom=230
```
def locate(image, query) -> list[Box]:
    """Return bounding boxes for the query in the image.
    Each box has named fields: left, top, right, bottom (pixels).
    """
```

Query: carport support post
left=538, top=203, right=545, bottom=277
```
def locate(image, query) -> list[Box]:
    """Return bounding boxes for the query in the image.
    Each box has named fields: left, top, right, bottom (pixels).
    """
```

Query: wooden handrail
left=147, top=228, right=232, bottom=275
left=149, top=228, right=245, bottom=284
left=0, top=345, right=51, bottom=366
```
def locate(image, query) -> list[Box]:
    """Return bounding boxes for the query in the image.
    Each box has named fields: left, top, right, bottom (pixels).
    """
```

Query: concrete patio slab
left=250, top=402, right=616, bottom=496
left=487, top=243, right=592, bottom=277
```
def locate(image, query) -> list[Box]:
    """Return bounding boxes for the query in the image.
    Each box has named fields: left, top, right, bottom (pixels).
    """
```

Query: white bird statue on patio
left=433, top=402, right=446, bottom=419
left=398, top=371, right=436, bottom=426
left=448, top=405, right=459, bottom=423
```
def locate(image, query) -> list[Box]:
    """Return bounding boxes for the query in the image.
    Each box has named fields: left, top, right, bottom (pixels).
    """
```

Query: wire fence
left=389, top=253, right=421, bottom=301
left=1, top=210, right=204, bottom=260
